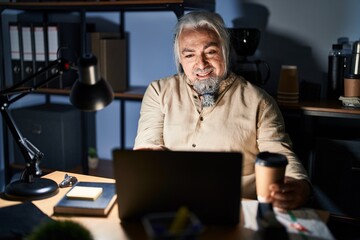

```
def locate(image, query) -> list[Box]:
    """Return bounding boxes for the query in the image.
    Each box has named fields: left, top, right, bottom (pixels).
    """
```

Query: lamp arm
left=0, top=104, right=43, bottom=182
left=0, top=58, right=70, bottom=104
left=0, top=58, right=70, bottom=183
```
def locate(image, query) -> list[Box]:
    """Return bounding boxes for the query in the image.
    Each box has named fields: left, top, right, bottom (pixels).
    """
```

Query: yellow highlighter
left=169, top=206, right=190, bottom=235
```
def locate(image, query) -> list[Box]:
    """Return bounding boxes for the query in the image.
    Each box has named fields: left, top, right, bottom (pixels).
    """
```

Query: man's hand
left=269, top=177, right=311, bottom=211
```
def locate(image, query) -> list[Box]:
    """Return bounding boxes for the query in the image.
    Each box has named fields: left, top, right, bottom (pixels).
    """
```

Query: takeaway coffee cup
left=255, top=152, right=288, bottom=203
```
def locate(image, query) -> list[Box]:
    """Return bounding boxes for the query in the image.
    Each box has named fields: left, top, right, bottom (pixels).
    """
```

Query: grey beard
left=193, top=76, right=221, bottom=108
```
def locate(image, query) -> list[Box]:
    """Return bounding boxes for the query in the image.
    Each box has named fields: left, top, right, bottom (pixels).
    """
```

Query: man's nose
left=196, top=54, right=208, bottom=69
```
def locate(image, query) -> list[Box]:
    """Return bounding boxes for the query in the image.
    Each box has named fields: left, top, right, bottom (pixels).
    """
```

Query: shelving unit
left=0, top=1, right=215, bottom=184
left=0, top=1, right=214, bottom=15
left=0, top=0, right=215, bottom=90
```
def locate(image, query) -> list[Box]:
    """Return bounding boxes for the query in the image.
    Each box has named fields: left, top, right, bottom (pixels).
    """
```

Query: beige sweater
left=134, top=72, right=309, bottom=199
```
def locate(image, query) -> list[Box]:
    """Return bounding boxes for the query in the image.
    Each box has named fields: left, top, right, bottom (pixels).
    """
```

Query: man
left=134, top=11, right=311, bottom=210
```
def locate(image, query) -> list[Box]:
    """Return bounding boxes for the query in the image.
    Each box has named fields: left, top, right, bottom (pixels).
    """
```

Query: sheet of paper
left=66, top=186, right=103, bottom=200
left=242, top=200, right=335, bottom=240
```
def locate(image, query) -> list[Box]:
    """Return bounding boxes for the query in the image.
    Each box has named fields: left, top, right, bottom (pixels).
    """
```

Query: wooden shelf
left=0, top=1, right=214, bottom=16
left=114, top=86, right=146, bottom=100
left=278, top=100, right=360, bottom=119
left=35, top=86, right=146, bottom=101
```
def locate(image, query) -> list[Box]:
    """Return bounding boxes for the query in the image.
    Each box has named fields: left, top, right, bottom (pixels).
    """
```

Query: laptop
left=112, top=149, right=242, bottom=225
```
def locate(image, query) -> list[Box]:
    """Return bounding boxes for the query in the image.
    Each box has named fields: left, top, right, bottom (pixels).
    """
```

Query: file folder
left=46, top=24, right=61, bottom=89
left=46, top=23, right=81, bottom=89
left=21, top=23, right=35, bottom=85
left=33, top=24, right=47, bottom=87
left=9, top=23, right=22, bottom=85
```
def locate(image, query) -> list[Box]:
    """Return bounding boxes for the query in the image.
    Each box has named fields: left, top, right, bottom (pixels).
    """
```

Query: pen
left=287, top=210, right=310, bottom=234
left=169, top=206, right=190, bottom=235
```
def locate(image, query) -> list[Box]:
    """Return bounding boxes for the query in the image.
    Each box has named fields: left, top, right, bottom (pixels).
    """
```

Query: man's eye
left=206, top=50, right=217, bottom=55
left=184, top=54, right=194, bottom=58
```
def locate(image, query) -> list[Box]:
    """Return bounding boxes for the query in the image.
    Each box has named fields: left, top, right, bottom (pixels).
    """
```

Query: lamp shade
left=70, top=54, right=114, bottom=111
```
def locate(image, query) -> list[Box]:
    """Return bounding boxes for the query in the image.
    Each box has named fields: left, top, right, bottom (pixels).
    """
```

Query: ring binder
left=46, top=24, right=61, bottom=89
left=21, top=23, right=35, bottom=85
left=46, top=23, right=82, bottom=89
left=33, top=23, right=47, bottom=87
left=9, top=23, right=22, bottom=85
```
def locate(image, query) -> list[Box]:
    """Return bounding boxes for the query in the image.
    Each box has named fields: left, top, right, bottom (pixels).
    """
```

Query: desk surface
left=0, top=171, right=251, bottom=240
left=0, top=171, right=330, bottom=240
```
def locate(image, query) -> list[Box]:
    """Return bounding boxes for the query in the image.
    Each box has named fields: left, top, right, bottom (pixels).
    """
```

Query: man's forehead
left=180, top=27, right=218, bottom=38
left=179, top=28, right=220, bottom=48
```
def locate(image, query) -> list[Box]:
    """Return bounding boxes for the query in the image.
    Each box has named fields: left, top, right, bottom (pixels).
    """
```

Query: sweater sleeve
left=256, top=93, right=310, bottom=182
left=134, top=80, right=166, bottom=149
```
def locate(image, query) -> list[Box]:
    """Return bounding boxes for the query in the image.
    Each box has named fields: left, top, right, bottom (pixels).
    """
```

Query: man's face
left=178, top=27, right=225, bottom=83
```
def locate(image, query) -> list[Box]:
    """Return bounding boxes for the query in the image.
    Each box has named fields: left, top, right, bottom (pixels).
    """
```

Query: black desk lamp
left=0, top=54, right=114, bottom=200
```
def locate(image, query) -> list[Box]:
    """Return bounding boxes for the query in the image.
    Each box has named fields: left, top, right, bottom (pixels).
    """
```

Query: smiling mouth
left=196, top=70, right=213, bottom=78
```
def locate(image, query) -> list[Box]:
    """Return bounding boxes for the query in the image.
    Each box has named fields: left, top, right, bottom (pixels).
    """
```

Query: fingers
left=268, top=178, right=311, bottom=210
left=272, top=200, right=294, bottom=211
left=269, top=183, right=297, bottom=210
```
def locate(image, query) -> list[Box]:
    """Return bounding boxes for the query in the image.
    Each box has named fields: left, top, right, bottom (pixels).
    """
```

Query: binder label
left=10, top=25, right=20, bottom=60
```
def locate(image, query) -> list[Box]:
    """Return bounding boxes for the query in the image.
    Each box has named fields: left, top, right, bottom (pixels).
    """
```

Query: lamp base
left=5, top=178, right=59, bottom=201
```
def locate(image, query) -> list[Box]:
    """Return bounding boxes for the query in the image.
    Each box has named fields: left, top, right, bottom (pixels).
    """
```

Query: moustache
left=193, top=67, right=214, bottom=75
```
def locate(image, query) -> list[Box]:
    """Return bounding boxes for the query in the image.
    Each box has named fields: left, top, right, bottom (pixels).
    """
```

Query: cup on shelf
left=344, top=74, right=360, bottom=97
left=277, top=65, right=299, bottom=104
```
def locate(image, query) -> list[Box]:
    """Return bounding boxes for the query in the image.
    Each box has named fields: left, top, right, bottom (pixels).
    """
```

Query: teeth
left=197, top=72, right=210, bottom=77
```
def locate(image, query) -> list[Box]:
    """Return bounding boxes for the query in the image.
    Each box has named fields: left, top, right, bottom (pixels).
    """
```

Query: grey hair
left=173, top=11, right=230, bottom=76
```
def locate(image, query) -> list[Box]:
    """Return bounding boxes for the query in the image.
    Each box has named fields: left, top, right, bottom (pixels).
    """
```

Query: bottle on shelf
left=338, top=37, right=353, bottom=77
left=327, top=43, right=347, bottom=100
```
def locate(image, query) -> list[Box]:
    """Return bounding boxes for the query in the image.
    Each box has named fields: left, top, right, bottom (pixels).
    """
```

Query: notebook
left=112, top=149, right=242, bottom=225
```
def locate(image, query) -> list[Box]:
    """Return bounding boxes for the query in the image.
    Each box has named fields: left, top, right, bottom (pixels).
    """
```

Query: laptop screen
left=112, top=149, right=242, bottom=225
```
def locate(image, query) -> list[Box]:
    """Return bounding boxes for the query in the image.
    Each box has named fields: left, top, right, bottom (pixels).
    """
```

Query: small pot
left=88, top=157, right=99, bottom=169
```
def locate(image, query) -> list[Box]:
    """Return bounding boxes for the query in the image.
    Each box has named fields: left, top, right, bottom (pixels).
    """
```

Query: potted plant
left=88, top=147, right=99, bottom=169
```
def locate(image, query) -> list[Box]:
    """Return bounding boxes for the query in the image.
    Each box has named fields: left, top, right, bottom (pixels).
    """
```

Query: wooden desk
left=0, top=171, right=330, bottom=240
left=0, top=171, right=253, bottom=239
